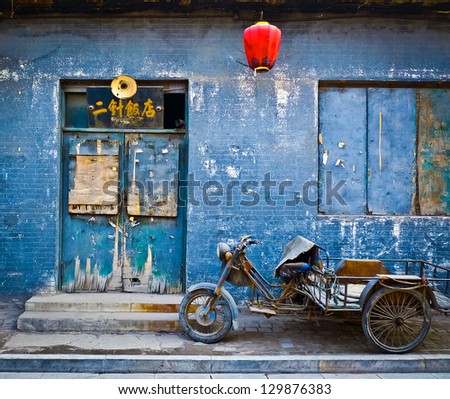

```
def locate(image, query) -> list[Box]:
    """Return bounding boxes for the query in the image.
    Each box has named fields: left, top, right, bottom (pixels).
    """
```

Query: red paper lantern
left=243, top=19, right=281, bottom=74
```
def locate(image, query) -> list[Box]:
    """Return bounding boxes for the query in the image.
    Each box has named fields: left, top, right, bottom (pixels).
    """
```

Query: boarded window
left=319, top=86, right=449, bottom=216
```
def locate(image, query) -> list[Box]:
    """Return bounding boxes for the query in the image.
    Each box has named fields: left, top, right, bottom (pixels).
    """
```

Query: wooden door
left=60, top=132, right=186, bottom=293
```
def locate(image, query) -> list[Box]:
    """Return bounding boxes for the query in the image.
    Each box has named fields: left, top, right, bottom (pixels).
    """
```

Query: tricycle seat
left=277, top=262, right=311, bottom=279
left=335, top=259, right=389, bottom=283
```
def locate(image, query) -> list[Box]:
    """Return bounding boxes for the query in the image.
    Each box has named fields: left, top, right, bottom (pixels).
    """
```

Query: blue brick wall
left=0, top=17, right=449, bottom=296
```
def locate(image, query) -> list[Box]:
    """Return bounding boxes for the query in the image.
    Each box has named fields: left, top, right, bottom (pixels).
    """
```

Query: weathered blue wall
left=0, top=17, right=448, bottom=295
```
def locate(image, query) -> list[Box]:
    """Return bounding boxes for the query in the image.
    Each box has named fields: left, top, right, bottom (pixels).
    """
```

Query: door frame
left=59, top=80, right=188, bottom=292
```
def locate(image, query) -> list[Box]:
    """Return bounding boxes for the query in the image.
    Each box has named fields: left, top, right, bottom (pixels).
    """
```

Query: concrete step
left=18, top=293, right=183, bottom=332
left=17, top=311, right=180, bottom=332
left=24, top=293, right=183, bottom=313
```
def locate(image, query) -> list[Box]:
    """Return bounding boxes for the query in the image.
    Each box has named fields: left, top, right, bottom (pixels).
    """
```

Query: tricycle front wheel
left=179, top=288, right=233, bottom=344
left=362, top=287, right=431, bottom=353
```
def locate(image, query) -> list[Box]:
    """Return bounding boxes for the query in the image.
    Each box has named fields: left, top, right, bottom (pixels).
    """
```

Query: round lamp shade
left=243, top=21, right=281, bottom=73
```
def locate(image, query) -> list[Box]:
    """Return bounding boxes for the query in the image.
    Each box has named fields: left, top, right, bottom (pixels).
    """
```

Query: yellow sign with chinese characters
left=87, top=87, right=164, bottom=129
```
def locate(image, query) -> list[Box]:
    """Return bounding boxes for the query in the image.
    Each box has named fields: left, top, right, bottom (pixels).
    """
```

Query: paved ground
left=0, top=295, right=449, bottom=376
left=2, top=296, right=449, bottom=356
left=0, top=296, right=26, bottom=349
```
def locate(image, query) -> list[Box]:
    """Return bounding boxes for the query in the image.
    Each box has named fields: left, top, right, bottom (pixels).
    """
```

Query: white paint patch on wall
left=31, top=72, right=53, bottom=107
left=72, top=70, right=89, bottom=77
left=352, top=222, right=357, bottom=248
left=313, top=80, right=319, bottom=135
left=190, top=83, right=205, bottom=112
left=236, top=76, right=256, bottom=120
left=393, top=221, right=401, bottom=240
left=338, top=219, right=359, bottom=257
left=242, top=148, right=257, bottom=164
left=392, top=67, right=440, bottom=80
left=209, top=82, right=220, bottom=98
left=203, top=159, right=217, bottom=177
left=198, top=144, right=210, bottom=155
left=0, top=69, right=19, bottom=81
left=152, top=60, right=185, bottom=79
left=207, top=82, right=221, bottom=119
left=340, top=221, right=346, bottom=240
left=274, top=81, right=290, bottom=120
left=226, top=165, right=240, bottom=179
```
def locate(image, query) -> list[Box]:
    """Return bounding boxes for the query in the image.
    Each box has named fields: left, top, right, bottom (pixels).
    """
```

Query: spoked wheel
left=362, top=287, right=431, bottom=353
left=179, top=288, right=233, bottom=343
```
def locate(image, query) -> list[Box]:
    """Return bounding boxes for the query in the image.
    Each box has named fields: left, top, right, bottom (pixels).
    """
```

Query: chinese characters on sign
left=87, top=87, right=164, bottom=129
left=92, top=98, right=156, bottom=119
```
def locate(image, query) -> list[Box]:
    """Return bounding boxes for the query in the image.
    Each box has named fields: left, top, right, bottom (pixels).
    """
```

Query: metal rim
left=184, top=291, right=230, bottom=338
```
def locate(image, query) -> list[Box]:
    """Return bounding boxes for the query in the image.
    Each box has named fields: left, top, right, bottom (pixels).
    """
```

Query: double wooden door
left=61, top=132, right=186, bottom=293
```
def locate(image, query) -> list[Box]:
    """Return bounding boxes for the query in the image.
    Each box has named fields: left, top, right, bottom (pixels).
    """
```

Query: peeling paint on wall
left=0, top=69, right=19, bottom=81
left=203, top=159, right=217, bottom=177
left=226, top=165, right=240, bottom=178
left=236, top=76, right=256, bottom=120
left=190, top=82, right=205, bottom=112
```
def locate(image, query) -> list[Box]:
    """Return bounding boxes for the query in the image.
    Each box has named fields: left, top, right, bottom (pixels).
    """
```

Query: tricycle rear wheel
left=362, top=287, right=431, bottom=353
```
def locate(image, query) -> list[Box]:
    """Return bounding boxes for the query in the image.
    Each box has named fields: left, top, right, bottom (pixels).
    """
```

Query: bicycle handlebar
left=237, top=235, right=260, bottom=249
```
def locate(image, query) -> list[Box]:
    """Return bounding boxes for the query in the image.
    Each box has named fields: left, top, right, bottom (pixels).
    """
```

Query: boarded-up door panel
left=127, top=136, right=179, bottom=217
left=418, top=89, right=450, bottom=216
left=123, top=134, right=184, bottom=293
left=367, top=88, right=417, bottom=215
left=61, top=135, right=123, bottom=292
left=319, top=88, right=367, bottom=214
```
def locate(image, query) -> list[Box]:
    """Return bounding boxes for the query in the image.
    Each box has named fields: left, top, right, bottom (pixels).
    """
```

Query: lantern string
left=234, top=59, right=249, bottom=68
left=228, top=55, right=251, bottom=69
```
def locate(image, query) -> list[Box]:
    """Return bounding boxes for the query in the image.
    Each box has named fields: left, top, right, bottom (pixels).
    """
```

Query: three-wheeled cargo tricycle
left=179, top=235, right=450, bottom=353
